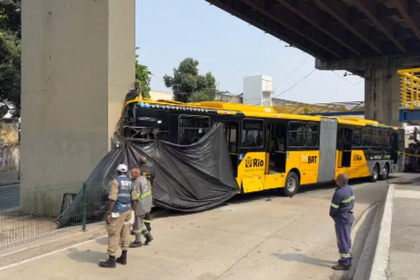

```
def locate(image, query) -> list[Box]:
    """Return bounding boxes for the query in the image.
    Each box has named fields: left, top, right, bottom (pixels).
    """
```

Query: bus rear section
left=333, top=120, right=404, bottom=182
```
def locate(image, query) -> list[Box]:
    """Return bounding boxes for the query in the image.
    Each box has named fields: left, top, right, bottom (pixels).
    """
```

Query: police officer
left=130, top=167, right=153, bottom=247
left=330, top=173, right=355, bottom=270
left=139, top=156, right=155, bottom=239
left=99, top=164, right=137, bottom=268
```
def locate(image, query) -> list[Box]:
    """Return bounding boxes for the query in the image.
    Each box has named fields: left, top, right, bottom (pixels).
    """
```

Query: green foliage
left=135, top=63, right=152, bottom=99
left=163, top=58, right=217, bottom=103
left=0, top=0, right=21, bottom=116
left=0, top=0, right=20, bottom=37
left=135, top=48, right=152, bottom=99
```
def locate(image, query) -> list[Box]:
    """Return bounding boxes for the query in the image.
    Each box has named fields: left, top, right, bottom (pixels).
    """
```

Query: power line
left=244, top=33, right=265, bottom=77
left=273, top=55, right=310, bottom=92
left=274, top=69, right=317, bottom=98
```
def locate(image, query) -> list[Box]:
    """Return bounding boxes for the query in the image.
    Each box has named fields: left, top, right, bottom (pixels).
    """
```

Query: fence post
left=82, top=182, right=87, bottom=232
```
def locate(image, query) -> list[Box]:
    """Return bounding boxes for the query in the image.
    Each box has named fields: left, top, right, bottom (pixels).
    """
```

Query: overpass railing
left=399, top=68, right=420, bottom=109
left=273, top=101, right=365, bottom=116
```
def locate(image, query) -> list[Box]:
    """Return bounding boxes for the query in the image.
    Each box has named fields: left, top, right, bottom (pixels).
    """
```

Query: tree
left=135, top=48, right=152, bottom=99
left=163, top=58, right=217, bottom=103
left=0, top=0, right=21, bottom=117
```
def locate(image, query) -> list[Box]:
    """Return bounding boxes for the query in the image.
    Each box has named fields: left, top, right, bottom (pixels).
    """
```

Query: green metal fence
left=0, top=182, right=100, bottom=249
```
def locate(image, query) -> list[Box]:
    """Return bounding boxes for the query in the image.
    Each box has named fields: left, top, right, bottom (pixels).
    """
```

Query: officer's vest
left=112, top=176, right=133, bottom=213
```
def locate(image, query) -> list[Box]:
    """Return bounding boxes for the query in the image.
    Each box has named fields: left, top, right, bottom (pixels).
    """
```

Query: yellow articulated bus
left=121, top=97, right=405, bottom=196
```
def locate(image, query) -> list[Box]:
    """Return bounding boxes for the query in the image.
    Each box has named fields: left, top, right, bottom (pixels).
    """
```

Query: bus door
left=391, top=131, right=399, bottom=164
left=220, top=122, right=239, bottom=177
left=267, top=124, right=287, bottom=174
left=338, top=128, right=352, bottom=168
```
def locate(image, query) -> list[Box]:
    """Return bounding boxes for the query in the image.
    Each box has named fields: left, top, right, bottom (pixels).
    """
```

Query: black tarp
left=57, top=124, right=239, bottom=228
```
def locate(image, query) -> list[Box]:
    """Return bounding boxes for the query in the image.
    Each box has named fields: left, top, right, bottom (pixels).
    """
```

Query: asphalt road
left=0, top=184, right=20, bottom=211
left=3, top=174, right=417, bottom=280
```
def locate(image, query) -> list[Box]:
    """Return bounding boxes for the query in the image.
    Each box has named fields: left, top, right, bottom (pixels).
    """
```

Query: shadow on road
left=272, top=253, right=336, bottom=268
left=67, top=247, right=107, bottom=265
left=151, top=176, right=398, bottom=221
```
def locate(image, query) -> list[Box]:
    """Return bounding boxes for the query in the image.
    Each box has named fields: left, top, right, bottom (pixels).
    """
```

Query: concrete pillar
left=364, top=59, right=401, bottom=127
left=316, top=54, right=420, bottom=127
left=21, top=0, right=135, bottom=216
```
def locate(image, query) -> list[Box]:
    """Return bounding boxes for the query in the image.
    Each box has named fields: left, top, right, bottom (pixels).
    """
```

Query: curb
left=369, top=184, right=395, bottom=280
left=0, top=181, right=20, bottom=188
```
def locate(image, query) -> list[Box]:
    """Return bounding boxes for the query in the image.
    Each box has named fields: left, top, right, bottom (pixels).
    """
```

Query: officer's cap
left=116, top=164, right=128, bottom=173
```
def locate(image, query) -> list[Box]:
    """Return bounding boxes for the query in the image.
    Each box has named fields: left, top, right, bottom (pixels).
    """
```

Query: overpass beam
left=352, top=0, right=405, bottom=52
left=393, top=0, right=420, bottom=42
left=21, top=0, right=135, bottom=216
left=313, top=0, right=384, bottom=55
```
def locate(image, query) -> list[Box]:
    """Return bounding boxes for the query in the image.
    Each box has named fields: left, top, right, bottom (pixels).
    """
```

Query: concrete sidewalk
left=389, top=184, right=420, bottom=280
left=369, top=181, right=420, bottom=280
left=0, top=180, right=387, bottom=280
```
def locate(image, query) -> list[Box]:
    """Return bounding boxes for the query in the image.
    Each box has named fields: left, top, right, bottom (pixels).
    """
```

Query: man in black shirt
left=139, top=156, right=155, bottom=242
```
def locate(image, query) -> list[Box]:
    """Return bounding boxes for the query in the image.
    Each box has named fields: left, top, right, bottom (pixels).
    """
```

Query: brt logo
left=353, top=154, right=363, bottom=161
left=245, top=157, right=264, bottom=168
left=302, top=155, right=317, bottom=164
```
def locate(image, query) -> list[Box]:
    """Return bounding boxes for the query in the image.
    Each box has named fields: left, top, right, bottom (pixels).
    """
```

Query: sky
left=135, top=0, right=365, bottom=104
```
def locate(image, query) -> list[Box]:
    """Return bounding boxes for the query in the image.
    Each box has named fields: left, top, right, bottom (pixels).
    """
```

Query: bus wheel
left=283, top=172, right=300, bottom=197
left=369, top=164, right=379, bottom=182
left=380, top=164, right=389, bottom=180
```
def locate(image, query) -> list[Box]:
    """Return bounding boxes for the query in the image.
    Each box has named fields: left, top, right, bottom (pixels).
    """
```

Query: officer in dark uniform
left=139, top=156, right=155, bottom=241
left=330, top=173, right=355, bottom=271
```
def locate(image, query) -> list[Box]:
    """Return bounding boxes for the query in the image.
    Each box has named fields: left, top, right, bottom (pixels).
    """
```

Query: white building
left=243, top=75, right=273, bottom=106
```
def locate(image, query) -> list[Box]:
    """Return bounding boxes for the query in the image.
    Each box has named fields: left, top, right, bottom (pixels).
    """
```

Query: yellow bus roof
left=123, top=98, right=401, bottom=129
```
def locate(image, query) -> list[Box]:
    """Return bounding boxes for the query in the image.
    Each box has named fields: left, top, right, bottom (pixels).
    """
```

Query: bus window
left=372, top=129, right=381, bottom=147
left=352, top=128, right=362, bottom=147
left=362, top=128, right=372, bottom=147
left=178, top=115, right=210, bottom=145
left=242, top=120, right=264, bottom=147
left=382, top=130, right=390, bottom=147
left=382, top=129, right=391, bottom=154
left=307, top=122, right=319, bottom=147
left=225, top=123, right=238, bottom=153
left=288, top=122, right=306, bottom=147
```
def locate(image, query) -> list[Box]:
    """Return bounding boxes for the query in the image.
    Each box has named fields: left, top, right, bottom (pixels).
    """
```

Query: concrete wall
left=21, top=0, right=135, bottom=216
left=215, top=93, right=243, bottom=103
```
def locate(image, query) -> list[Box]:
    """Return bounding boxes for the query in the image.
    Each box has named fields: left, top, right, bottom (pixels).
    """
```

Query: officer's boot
left=129, top=235, right=142, bottom=248
left=99, top=256, right=116, bottom=268
left=116, top=250, right=127, bottom=265
left=332, top=263, right=350, bottom=270
left=144, top=232, right=154, bottom=245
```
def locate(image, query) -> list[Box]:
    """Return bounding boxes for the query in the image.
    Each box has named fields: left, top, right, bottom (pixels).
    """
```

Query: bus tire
left=283, top=172, right=300, bottom=197
left=369, top=164, right=379, bottom=182
left=380, top=163, right=390, bottom=180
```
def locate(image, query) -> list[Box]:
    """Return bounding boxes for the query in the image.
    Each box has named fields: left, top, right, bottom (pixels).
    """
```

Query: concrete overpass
left=205, top=0, right=420, bottom=127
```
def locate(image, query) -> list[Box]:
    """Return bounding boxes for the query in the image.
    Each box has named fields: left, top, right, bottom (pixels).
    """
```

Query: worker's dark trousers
left=335, top=222, right=353, bottom=266
left=144, top=212, right=151, bottom=232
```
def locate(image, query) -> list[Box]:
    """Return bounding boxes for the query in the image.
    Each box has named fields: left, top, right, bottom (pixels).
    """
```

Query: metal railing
left=399, top=68, right=420, bottom=109
left=0, top=182, right=102, bottom=249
